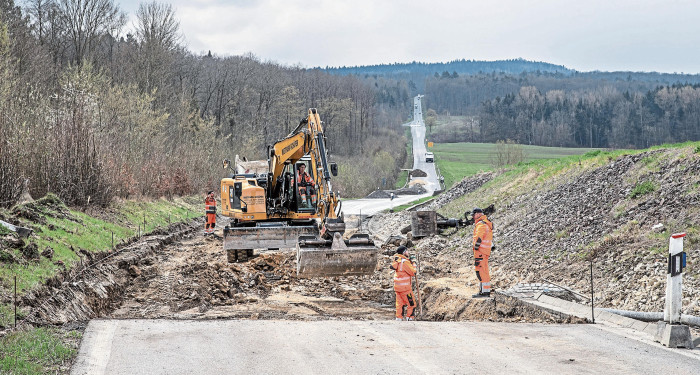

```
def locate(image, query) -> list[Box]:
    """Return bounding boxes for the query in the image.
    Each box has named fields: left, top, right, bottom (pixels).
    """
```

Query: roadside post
left=655, top=232, right=694, bottom=348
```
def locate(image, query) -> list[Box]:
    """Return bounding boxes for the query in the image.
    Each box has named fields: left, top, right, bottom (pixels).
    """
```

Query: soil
left=14, top=216, right=574, bottom=327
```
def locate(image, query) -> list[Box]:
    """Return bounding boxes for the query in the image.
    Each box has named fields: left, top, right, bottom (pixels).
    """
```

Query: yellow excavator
left=220, top=108, right=378, bottom=277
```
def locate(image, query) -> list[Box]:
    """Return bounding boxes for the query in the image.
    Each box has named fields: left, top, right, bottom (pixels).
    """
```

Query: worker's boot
left=395, top=317, right=403, bottom=321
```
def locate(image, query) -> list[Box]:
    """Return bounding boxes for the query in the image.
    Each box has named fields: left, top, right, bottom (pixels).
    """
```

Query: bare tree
left=135, top=1, right=180, bottom=52
left=57, top=0, right=125, bottom=64
left=491, top=139, right=525, bottom=168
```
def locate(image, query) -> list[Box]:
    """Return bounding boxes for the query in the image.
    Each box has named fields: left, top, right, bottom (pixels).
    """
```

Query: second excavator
left=220, top=109, right=378, bottom=277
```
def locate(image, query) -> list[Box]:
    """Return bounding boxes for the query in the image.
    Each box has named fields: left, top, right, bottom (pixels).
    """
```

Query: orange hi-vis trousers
left=474, top=251, right=491, bottom=293
left=395, top=290, right=416, bottom=319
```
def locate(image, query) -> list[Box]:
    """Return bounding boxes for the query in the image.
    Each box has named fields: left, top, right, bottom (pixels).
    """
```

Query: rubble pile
left=410, top=148, right=700, bottom=316
left=366, top=190, right=392, bottom=199
left=427, top=171, right=497, bottom=209
left=394, top=184, right=427, bottom=195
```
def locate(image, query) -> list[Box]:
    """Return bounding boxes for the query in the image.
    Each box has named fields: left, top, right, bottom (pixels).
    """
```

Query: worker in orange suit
left=471, top=207, right=493, bottom=298
left=390, top=246, right=417, bottom=320
left=296, top=163, right=316, bottom=207
left=204, top=190, right=217, bottom=235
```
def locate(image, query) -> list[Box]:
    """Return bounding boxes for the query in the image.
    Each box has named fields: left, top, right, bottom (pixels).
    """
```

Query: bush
left=629, top=181, right=657, bottom=198
left=584, top=150, right=603, bottom=158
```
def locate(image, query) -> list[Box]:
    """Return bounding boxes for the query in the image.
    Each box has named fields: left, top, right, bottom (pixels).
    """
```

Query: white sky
left=118, top=0, right=700, bottom=73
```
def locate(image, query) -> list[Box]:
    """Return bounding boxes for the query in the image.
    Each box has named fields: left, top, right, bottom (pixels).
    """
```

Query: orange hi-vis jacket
left=205, top=196, right=216, bottom=215
left=472, top=217, right=493, bottom=255
left=391, top=253, right=416, bottom=292
left=296, top=171, right=314, bottom=187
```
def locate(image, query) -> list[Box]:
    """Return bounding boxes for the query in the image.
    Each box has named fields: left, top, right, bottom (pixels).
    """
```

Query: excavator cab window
left=294, top=161, right=316, bottom=212
left=232, top=182, right=242, bottom=210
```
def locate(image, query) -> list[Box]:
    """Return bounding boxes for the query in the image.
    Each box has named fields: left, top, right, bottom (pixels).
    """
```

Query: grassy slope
left=431, top=142, right=600, bottom=189
left=0, top=195, right=200, bottom=374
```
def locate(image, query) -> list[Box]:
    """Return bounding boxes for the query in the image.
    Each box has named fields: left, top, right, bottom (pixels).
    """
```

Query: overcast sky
left=118, top=0, right=700, bottom=73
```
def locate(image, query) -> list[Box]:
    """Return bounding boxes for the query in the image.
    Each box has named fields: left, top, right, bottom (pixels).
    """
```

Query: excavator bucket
left=296, top=233, right=378, bottom=278
left=223, top=224, right=318, bottom=262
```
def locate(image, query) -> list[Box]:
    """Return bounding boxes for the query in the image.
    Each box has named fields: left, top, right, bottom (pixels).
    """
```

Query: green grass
left=0, top=327, right=79, bottom=374
left=392, top=195, right=435, bottom=212
left=0, top=197, right=199, bottom=294
left=395, top=170, right=409, bottom=188
left=629, top=181, right=657, bottom=198
left=431, top=142, right=598, bottom=189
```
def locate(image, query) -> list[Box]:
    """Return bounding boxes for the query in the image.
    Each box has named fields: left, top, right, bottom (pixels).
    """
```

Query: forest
left=4, top=0, right=700, bottom=209
left=420, top=72, right=700, bottom=148
left=0, top=0, right=410, bottom=208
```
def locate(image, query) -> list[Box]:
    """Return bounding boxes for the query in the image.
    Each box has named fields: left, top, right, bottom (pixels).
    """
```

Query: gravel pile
left=366, top=190, right=392, bottom=199
left=427, top=172, right=497, bottom=209
left=374, top=147, right=700, bottom=316
left=395, top=184, right=427, bottom=195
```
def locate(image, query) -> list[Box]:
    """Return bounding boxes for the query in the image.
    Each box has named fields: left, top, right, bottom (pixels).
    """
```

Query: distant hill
left=323, top=58, right=573, bottom=76
left=323, top=58, right=700, bottom=85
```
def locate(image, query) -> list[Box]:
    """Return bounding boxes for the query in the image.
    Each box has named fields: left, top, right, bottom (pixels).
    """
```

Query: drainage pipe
left=597, top=308, right=700, bottom=328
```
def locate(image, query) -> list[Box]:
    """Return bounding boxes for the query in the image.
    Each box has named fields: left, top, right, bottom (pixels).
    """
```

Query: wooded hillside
left=0, top=0, right=409, bottom=208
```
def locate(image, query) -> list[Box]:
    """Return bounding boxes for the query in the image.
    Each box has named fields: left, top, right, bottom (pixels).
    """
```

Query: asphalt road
left=72, top=319, right=700, bottom=375
left=343, top=95, right=439, bottom=216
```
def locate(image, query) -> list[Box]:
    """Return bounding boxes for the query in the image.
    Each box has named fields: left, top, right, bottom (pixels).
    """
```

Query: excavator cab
left=293, top=160, right=316, bottom=213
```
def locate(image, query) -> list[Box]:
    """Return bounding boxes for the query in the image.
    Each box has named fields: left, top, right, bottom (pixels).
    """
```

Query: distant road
left=342, top=95, right=438, bottom=216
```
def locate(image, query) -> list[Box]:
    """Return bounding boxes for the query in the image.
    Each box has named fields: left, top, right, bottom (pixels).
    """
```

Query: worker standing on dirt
left=471, top=207, right=493, bottom=298
left=204, top=191, right=217, bottom=235
left=296, top=164, right=316, bottom=207
left=390, top=246, right=417, bottom=320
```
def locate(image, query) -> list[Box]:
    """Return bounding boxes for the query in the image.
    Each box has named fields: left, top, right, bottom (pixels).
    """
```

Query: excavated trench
left=19, top=219, right=576, bottom=327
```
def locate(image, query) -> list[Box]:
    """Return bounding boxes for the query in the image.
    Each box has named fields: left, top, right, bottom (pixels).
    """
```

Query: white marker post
left=664, top=232, right=686, bottom=323
left=656, top=232, right=693, bottom=348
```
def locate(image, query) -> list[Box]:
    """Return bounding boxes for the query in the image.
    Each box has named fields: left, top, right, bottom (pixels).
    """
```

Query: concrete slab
left=72, top=319, right=700, bottom=375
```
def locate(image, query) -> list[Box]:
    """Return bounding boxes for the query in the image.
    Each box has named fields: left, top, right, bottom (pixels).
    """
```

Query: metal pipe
left=590, top=259, right=595, bottom=324
left=597, top=308, right=700, bottom=328
left=14, top=275, right=17, bottom=328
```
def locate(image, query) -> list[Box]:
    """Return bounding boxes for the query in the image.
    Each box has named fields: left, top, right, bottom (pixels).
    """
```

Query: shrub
left=629, top=181, right=657, bottom=198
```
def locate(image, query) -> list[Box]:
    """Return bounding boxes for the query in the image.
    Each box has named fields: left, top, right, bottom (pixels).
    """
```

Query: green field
left=431, top=142, right=598, bottom=189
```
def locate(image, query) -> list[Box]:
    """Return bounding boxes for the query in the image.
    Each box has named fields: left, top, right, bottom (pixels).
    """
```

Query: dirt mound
left=421, top=288, right=584, bottom=323
left=366, top=190, right=392, bottom=199
left=395, top=184, right=427, bottom=195
left=410, top=169, right=427, bottom=178
left=12, top=193, right=75, bottom=226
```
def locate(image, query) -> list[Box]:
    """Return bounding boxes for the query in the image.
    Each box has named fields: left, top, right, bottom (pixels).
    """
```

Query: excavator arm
left=268, top=108, right=339, bottom=221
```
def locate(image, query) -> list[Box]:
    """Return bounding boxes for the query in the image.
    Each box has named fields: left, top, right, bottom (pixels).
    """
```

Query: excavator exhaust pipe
left=296, top=233, right=378, bottom=278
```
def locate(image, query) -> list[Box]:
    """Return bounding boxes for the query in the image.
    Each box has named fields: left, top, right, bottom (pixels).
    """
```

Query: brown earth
left=16, top=219, right=573, bottom=327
